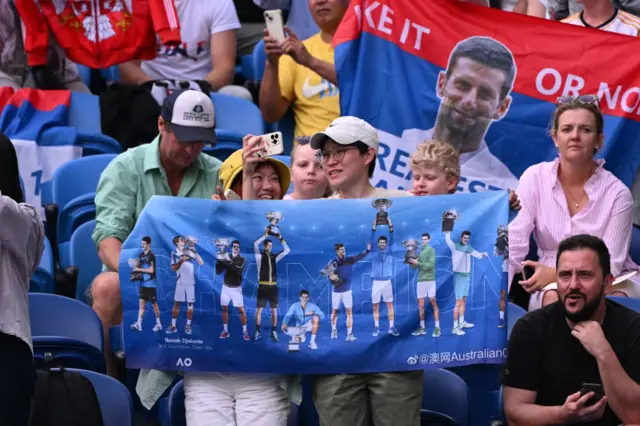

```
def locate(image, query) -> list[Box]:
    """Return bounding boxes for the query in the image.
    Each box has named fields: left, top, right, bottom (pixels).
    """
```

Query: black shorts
left=257, top=284, right=279, bottom=308
left=139, top=286, right=157, bottom=303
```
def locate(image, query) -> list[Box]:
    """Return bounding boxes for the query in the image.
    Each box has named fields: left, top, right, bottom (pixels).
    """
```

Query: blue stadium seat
left=30, top=237, right=55, bottom=293
left=65, top=368, right=133, bottom=426
left=241, top=54, right=254, bottom=80
left=607, top=295, right=640, bottom=312
left=76, top=132, right=122, bottom=156
left=272, top=155, right=291, bottom=167
left=421, top=369, right=470, bottom=426
left=251, top=39, right=266, bottom=82
left=203, top=137, right=243, bottom=162
left=100, top=66, right=120, bottom=83
left=508, top=301, right=527, bottom=338
left=210, top=93, right=264, bottom=136
left=448, top=364, right=501, bottom=425
left=272, top=108, right=295, bottom=155
left=70, top=220, right=101, bottom=302
left=29, top=293, right=105, bottom=373
left=631, top=225, right=640, bottom=264
left=167, top=380, right=300, bottom=426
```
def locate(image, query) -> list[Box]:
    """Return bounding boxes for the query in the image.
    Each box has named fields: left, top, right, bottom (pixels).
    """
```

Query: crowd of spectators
left=2, top=0, right=640, bottom=425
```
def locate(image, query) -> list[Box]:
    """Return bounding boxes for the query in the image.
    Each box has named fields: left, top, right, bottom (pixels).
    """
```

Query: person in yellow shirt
left=259, top=0, right=347, bottom=138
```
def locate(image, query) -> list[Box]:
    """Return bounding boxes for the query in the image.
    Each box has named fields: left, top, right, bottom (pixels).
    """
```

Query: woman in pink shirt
left=509, top=96, right=639, bottom=310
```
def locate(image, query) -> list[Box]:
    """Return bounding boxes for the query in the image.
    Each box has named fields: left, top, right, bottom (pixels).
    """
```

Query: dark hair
left=334, top=243, right=344, bottom=251
left=421, top=233, right=431, bottom=239
left=378, top=236, right=388, bottom=242
left=300, top=289, right=310, bottom=297
left=172, top=236, right=182, bottom=245
left=231, top=240, right=240, bottom=247
left=352, top=141, right=376, bottom=178
left=462, top=230, right=471, bottom=238
left=142, top=236, right=151, bottom=245
left=556, top=234, right=611, bottom=277
left=0, top=132, right=24, bottom=203
left=551, top=103, right=604, bottom=137
left=446, top=36, right=516, bottom=100
left=264, top=238, right=272, bottom=247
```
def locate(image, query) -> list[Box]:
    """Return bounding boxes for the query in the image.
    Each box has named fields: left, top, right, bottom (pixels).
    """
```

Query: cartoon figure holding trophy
left=443, top=211, right=488, bottom=336
left=372, top=198, right=392, bottom=227
left=282, top=290, right=325, bottom=351
left=215, top=239, right=249, bottom=340
left=494, top=225, right=509, bottom=328
left=406, top=234, right=440, bottom=337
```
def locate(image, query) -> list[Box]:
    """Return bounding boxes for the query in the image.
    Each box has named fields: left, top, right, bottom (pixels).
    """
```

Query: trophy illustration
left=286, top=326, right=305, bottom=352
left=128, top=258, right=143, bottom=281
left=214, top=238, right=233, bottom=260
left=372, top=199, right=392, bottom=226
left=266, top=211, right=284, bottom=238
left=494, top=225, right=509, bottom=257
left=184, top=236, right=198, bottom=258
left=402, top=238, right=419, bottom=264
left=441, top=210, right=459, bottom=232
left=320, top=260, right=341, bottom=287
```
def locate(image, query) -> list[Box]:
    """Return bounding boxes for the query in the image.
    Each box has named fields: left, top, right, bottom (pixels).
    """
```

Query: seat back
left=31, top=237, right=55, bottom=293
left=168, top=380, right=186, bottom=426
left=251, top=39, right=266, bottom=82
left=29, top=293, right=103, bottom=351
left=422, top=369, right=470, bottom=426
left=507, top=302, right=527, bottom=338
left=70, top=220, right=101, bottom=302
left=210, top=93, right=264, bottom=136
left=607, top=295, right=640, bottom=312
left=52, top=154, right=117, bottom=210
left=66, top=368, right=134, bottom=426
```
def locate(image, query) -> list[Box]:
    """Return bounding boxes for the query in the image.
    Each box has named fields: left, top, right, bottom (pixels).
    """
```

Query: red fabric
left=15, top=0, right=181, bottom=69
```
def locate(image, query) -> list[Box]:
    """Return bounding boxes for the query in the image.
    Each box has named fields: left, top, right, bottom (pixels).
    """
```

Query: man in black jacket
left=215, top=240, right=248, bottom=340
left=253, top=230, right=291, bottom=342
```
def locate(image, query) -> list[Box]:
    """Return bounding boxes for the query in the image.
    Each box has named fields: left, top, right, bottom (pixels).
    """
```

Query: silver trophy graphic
left=372, top=198, right=392, bottom=226
left=286, top=326, right=307, bottom=352
left=128, top=257, right=143, bottom=281
left=183, top=236, right=199, bottom=259
left=266, top=211, right=284, bottom=238
left=402, top=238, right=419, bottom=264
left=441, top=210, right=459, bottom=232
left=214, top=238, right=233, bottom=260
left=320, top=260, right=340, bottom=287
left=494, top=225, right=509, bottom=257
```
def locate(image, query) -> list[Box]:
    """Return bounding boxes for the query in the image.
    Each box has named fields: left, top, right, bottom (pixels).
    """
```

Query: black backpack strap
left=61, top=370, right=105, bottom=426
left=29, top=369, right=54, bottom=426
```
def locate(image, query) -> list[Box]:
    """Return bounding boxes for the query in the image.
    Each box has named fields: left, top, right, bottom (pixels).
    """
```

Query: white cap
left=310, top=116, right=379, bottom=151
left=161, top=89, right=216, bottom=143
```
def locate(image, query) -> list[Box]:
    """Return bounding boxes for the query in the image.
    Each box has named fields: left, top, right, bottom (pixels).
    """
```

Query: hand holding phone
left=522, top=265, right=535, bottom=281
left=224, top=189, right=241, bottom=201
left=580, top=383, right=604, bottom=407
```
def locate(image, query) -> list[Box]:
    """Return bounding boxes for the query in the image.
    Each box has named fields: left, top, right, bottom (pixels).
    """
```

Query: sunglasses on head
left=295, top=136, right=311, bottom=145
left=556, top=94, right=600, bottom=108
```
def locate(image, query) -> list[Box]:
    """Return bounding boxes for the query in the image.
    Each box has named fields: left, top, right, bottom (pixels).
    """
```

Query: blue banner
left=120, top=192, right=509, bottom=373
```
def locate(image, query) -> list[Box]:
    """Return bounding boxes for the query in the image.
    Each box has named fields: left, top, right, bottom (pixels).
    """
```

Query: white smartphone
left=264, top=10, right=286, bottom=43
left=256, top=132, right=284, bottom=158
left=224, top=189, right=242, bottom=200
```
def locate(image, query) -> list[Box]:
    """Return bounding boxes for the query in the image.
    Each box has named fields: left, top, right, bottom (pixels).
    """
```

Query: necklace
left=566, top=190, right=587, bottom=209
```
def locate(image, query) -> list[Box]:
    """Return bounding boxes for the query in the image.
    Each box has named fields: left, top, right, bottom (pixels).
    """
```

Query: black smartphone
left=580, top=383, right=604, bottom=406
left=522, top=265, right=535, bottom=281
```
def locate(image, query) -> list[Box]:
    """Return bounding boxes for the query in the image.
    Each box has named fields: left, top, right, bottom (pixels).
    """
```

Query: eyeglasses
left=557, top=94, right=600, bottom=108
left=317, top=147, right=359, bottom=163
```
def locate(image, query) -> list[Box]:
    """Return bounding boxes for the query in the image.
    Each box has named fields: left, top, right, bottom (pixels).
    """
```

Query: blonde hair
left=410, top=140, right=461, bottom=191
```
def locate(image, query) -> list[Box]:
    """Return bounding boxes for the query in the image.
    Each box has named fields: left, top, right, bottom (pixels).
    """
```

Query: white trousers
left=184, top=372, right=289, bottom=426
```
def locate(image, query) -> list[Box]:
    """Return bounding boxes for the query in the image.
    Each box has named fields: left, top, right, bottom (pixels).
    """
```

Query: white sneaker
left=152, top=324, right=162, bottom=332
left=300, top=333, right=307, bottom=343
left=460, top=321, right=475, bottom=329
left=452, top=327, right=466, bottom=336
left=309, top=341, right=318, bottom=350
left=130, top=322, right=142, bottom=331
left=345, top=333, right=357, bottom=342
left=331, top=329, right=338, bottom=339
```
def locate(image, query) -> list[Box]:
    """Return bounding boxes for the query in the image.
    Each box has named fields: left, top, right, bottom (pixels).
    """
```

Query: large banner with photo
left=120, top=192, right=509, bottom=374
left=334, top=0, right=640, bottom=192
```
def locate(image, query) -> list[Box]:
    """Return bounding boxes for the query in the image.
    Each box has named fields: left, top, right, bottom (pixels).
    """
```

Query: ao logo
left=407, top=355, right=418, bottom=365
left=176, top=357, right=193, bottom=367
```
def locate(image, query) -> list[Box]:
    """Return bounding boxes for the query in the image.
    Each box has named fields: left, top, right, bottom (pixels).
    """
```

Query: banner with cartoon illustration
left=120, top=192, right=509, bottom=374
